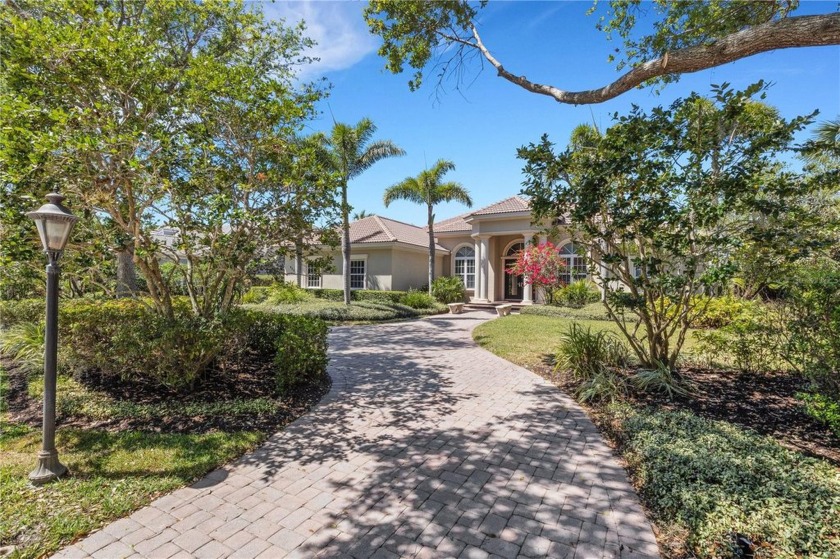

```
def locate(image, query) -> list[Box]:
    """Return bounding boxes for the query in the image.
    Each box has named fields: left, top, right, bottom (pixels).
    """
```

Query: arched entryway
left=502, top=241, right=525, bottom=301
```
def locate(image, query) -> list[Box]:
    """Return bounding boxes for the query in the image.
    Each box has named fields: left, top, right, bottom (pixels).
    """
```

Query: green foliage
left=61, top=300, right=226, bottom=391
left=257, top=299, right=445, bottom=323
left=522, top=83, right=814, bottom=370
left=399, top=290, right=437, bottom=309
left=554, top=280, right=601, bottom=307
left=797, top=392, right=840, bottom=438
left=241, top=286, right=271, bottom=304
left=1, top=0, right=334, bottom=316
left=783, top=260, right=840, bottom=397
left=265, top=282, right=312, bottom=305
left=612, top=405, right=840, bottom=558
left=310, top=288, right=407, bottom=304
left=575, top=369, right=628, bottom=404
left=631, top=362, right=690, bottom=399
left=267, top=313, right=329, bottom=394
left=0, top=321, right=44, bottom=375
left=556, top=323, right=630, bottom=380
left=0, top=299, right=43, bottom=328
left=519, top=302, right=612, bottom=321
left=689, top=295, right=763, bottom=329
left=693, top=310, right=779, bottom=373
left=431, top=276, right=467, bottom=304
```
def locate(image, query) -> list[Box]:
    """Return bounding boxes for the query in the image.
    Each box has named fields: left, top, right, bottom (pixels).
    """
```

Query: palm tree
left=352, top=210, right=372, bottom=220
left=384, top=159, right=472, bottom=295
left=319, top=119, right=405, bottom=304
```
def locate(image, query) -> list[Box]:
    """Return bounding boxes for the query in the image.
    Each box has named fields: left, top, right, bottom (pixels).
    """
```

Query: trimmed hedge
left=46, top=299, right=328, bottom=394
left=255, top=300, right=446, bottom=322
left=310, top=288, right=407, bottom=304
left=0, top=299, right=45, bottom=329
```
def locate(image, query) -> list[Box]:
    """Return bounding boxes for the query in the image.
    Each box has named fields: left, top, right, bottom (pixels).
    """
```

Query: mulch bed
left=2, top=357, right=330, bottom=435
left=532, top=360, right=840, bottom=466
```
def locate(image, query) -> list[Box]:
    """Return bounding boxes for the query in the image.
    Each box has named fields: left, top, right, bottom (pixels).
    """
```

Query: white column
left=479, top=236, right=490, bottom=301
left=539, top=234, right=548, bottom=245
left=522, top=233, right=534, bottom=304
left=473, top=237, right=482, bottom=302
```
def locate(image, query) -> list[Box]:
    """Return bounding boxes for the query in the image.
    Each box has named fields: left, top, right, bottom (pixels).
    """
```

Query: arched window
left=505, top=242, right=525, bottom=257
left=454, top=246, right=475, bottom=289
left=558, top=242, right=588, bottom=284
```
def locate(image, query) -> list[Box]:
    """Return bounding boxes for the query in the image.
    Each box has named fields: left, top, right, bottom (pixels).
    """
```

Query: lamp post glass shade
left=27, top=192, right=78, bottom=252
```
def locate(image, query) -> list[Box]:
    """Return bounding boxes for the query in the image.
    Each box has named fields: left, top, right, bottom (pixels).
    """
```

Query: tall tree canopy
left=383, top=159, right=472, bottom=294
left=0, top=0, right=334, bottom=317
left=520, top=83, right=816, bottom=369
left=316, top=118, right=405, bottom=305
left=365, top=0, right=840, bottom=105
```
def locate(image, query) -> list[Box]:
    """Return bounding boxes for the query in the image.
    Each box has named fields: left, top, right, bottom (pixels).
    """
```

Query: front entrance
left=503, top=260, right=524, bottom=300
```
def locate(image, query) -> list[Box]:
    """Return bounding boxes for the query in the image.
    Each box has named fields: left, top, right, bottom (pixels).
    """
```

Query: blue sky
left=265, top=1, right=840, bottom=226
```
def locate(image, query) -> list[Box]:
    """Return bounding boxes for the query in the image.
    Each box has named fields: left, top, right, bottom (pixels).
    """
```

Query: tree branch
left=470, top=13, right=840, bottom=105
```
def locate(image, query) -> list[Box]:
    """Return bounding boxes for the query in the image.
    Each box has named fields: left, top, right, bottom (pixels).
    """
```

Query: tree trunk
left=295, top=240, right=303, bottom=288
left=115, top=245, right=137, bottom=298
left=342, top=183, right=352, bottom=305
left=427, top=204, right=435, bottom=295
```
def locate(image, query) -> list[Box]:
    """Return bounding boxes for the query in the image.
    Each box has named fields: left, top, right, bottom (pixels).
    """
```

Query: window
left=350, top=259, right=366, bottom=289
left=558, top=242, right=588, bottom=284
left=454, top=246, right=476, bottom=289
left=306, top=262, right=321, bottom=288
left=505, top=242, right=525, bottom=257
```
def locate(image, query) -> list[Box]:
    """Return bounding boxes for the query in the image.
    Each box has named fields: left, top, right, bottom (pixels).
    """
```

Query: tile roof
left=469, top=195, right=530, bottom=216
left=432, top=212, right=472, bottom=233
left=350, top=216, right=448, bottom=251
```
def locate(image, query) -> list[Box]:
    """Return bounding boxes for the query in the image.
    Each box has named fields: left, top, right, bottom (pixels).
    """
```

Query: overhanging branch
left=469, top=13, right=840, bottom=105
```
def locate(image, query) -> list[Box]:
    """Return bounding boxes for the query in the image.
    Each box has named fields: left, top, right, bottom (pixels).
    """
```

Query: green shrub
left=797, top=392, right=840, bottom=438
left=0, top=299, right=44, bottom=329
left=631, top=362, right=690, bottom=399
left=575, top=369, right=627, bottom=403
left=431, top=276, right=466, bottom=304
left=400, top=290, right=437, bottom=309
left=520, top=303, right=612, bottom=321
left=0, top=321, right=45, bottom=374
left=612, top=405, right=840, bottom=558
left=556, top=323, right=629, bottom=379
left=241, top=286, right=271, bottom=304
left=266, top=282, right=311, bottom=304
left=309, top=288, right=408, bottom=304
left=61, top=299, right=226, bottom=391
left=690, top=295, right=763, bottom=329
left=693, top=308, right=779, bottom=373
left=555, top=280, right=600, bottom=307
left=268, top=313, right=329, bottom=393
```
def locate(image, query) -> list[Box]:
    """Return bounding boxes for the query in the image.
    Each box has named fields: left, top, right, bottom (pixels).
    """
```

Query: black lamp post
left=26, top=191, right=78, bottom=485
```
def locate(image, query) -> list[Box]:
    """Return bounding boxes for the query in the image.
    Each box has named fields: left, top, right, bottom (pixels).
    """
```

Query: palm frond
left=383, top=178, right=425, bottom=206
left=433, top=182, right=473, bottom=206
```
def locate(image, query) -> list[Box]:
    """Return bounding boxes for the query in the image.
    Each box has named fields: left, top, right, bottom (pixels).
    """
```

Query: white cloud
left=262, top=1, right=377, bottom=78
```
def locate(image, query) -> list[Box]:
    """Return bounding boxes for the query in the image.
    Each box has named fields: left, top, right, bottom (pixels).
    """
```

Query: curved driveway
left=54, top=311, right=659, bottom=559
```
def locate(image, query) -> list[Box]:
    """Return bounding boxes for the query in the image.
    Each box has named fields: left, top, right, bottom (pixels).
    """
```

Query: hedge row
left=2, top=298, right=328, bottom=394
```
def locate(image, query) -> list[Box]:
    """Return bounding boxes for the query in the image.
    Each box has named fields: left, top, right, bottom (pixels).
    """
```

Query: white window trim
left=349, top=255, right=368, bottom=290
left=557, top=241, right=589, bottom=283
left=452, top=243, right=476, bottom=290
left=305, top=261, right=322, bottom=289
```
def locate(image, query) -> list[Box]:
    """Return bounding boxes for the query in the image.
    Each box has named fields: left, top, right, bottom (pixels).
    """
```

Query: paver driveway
left=54, top=311, right=659, bottom=559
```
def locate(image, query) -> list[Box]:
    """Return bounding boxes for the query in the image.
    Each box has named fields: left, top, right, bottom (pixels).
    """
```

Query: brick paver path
left=54, top=311, right=659, bottom=559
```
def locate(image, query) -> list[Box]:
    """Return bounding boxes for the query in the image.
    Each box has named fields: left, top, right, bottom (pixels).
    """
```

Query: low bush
left=690, top=295, right=763, bottom=329
left=0, top=321, right=45, bottom=374
left=693, top=308, right=779, bottom=373
left=241, top=286, right=271, bottom=304
left=554, top=280, right=601, bottom=307
left=257, top=300, right=445, bottom=322
left=575, top=369, right=627, bottom=403
left=61, top=299, right=225, bottom=391
left=0, top=299, right=44, bottom=329
left=400, top=290, right=437, bottom=309
left=520, top=303, right=612, bottom=321
left=797, top=392, right=840, bottom=438
left=631, top=362, right=690, bottom=399
left=310, top=288, right=408, bottom=304
left=611, top=405, right=840, bottom=558
left=555, top=323, right=629, bottom=380
left=265, top=282, right=311, bottom=304
left=431, top=276, right=466, bottom=304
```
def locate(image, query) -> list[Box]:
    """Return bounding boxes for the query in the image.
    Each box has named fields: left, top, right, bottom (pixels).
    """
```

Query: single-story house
left=285, top=196, right=591, bottom=304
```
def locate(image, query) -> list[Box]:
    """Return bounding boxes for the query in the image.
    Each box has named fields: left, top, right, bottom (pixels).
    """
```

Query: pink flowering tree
left=507, top=241, right=567, bottom=303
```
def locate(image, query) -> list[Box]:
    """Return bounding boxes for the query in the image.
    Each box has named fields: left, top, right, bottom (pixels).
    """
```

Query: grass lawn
left=0, top=422, right=260, bottom=559
left=473, top=311, right=700, bottom=371
left=473, top=311, right=840, bottom=558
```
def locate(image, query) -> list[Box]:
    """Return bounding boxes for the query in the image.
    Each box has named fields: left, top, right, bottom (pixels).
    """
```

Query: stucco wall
left=390, top=248, right=445, bottom=291
left=285, top=248, right=393, bottom=291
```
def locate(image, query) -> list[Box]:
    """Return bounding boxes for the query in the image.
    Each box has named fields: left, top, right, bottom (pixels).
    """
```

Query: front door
left=504, top=260, right=523, bottom=300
